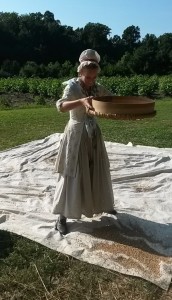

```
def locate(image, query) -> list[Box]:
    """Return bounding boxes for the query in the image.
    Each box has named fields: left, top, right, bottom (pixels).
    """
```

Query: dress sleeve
left=56, top=84, right=76, bottom=111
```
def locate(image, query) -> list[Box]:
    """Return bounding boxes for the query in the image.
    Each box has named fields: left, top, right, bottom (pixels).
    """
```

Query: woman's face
left=80, top=68, right=98, bottom=88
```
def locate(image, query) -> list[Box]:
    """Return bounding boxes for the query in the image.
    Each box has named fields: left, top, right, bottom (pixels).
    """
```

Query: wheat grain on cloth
left=0, top=133, right=172, bottom=290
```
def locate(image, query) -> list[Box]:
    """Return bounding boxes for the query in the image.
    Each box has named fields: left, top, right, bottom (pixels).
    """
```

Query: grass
left=0, top=98, right=172, bottom=299
left=0, top=232, right=167, bottom=300
left=0, top=106, right=68, bottom=151
left=99, top=98, right=172, bottom=148
left=0, top=98, right=172, bottom=151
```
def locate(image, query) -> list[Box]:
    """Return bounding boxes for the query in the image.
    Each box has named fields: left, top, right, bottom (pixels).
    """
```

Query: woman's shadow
left=67, top=212, right=172, bottom=258
left=0, top=230, right=14, bottom=259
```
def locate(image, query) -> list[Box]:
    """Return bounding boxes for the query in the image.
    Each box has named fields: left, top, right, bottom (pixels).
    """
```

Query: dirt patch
left=0, top=92, right=55, bottom=108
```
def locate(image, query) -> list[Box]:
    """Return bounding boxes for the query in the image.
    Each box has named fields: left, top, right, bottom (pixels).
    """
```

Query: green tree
left=19, top=61, right=39, bottom=77
left=81, top=22, right=112, bottom=56
left=110, top=35, right=126, bottom=62
left=129, top=34, right=158, bottom=74
left=122, top=25, right=141, bottom=51
left=157, top=33, right=172, bottom=74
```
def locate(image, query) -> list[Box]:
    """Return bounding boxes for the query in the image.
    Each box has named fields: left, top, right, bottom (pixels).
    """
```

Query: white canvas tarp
left=0, top=133, right=172, bottom=290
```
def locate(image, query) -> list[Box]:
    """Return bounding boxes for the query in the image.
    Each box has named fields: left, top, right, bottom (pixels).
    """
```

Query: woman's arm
left=59, top=96, right=94, bottom=112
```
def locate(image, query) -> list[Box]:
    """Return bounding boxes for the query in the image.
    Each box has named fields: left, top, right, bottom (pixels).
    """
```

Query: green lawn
left=0, top=99, right=172, bottom=299
left=0, top=106, right=68, bottom=151
left=99, top=99, right=172, bottom=148
left=0, top=98, right=172, bottom=151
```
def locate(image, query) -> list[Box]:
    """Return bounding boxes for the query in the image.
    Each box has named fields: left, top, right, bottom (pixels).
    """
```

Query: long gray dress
left=52, top=78, right=115, bottom=219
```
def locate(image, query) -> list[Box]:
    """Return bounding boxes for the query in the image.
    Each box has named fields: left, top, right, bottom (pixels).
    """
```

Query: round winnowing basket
left=88, top=96, right=156, bottom=120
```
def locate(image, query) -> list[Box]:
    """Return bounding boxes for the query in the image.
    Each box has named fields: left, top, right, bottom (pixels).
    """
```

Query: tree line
left=0, top=11, right=172, bottom=77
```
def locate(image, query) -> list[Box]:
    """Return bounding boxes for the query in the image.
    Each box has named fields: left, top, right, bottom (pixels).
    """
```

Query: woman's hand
left=80, top=96, right=95, bottom=111
left=59, top=96, right=95, bottom=112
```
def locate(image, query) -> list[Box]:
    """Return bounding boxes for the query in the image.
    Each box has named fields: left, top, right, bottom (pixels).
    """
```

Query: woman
left=52, top=49, right=116, bottom=235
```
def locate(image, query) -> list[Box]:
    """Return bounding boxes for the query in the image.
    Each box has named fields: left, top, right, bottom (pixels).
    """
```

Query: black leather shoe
left=108, top=209, right=117, bottom=215
left=55, top=218, right=67, bottom=235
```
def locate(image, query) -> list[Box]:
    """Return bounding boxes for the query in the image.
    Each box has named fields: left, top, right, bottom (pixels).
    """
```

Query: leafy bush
left=28, top=78, right=40, bottom=95
left=0, top=75, right=171, bottom=98
left=47, top=79, right=63, bottom=98
left=159, top=76, right=172, bottom=96
left=137, top=76, right=159, bottom=96
left=116, top=77, right=137, bottom=95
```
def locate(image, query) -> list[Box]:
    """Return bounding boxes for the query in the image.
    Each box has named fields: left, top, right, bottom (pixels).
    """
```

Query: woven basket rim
left=87, top=109, right=156, bottom=120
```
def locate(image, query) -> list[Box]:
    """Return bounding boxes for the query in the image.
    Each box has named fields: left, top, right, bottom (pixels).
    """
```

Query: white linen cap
left=79, top=49, right=100, bottom=63
left=77, top=49, right=101, bottom=73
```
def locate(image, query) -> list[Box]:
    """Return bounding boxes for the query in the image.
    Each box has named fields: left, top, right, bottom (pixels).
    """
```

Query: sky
left=0, top=0, right=172, bottom=39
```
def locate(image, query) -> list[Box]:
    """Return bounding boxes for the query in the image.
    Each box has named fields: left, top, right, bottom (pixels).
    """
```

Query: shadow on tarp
left=1, top=213, right=172, bottom=260
left=67, top=213, right=172, bottom=258
left=0, top=230, right=15, bottom=259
